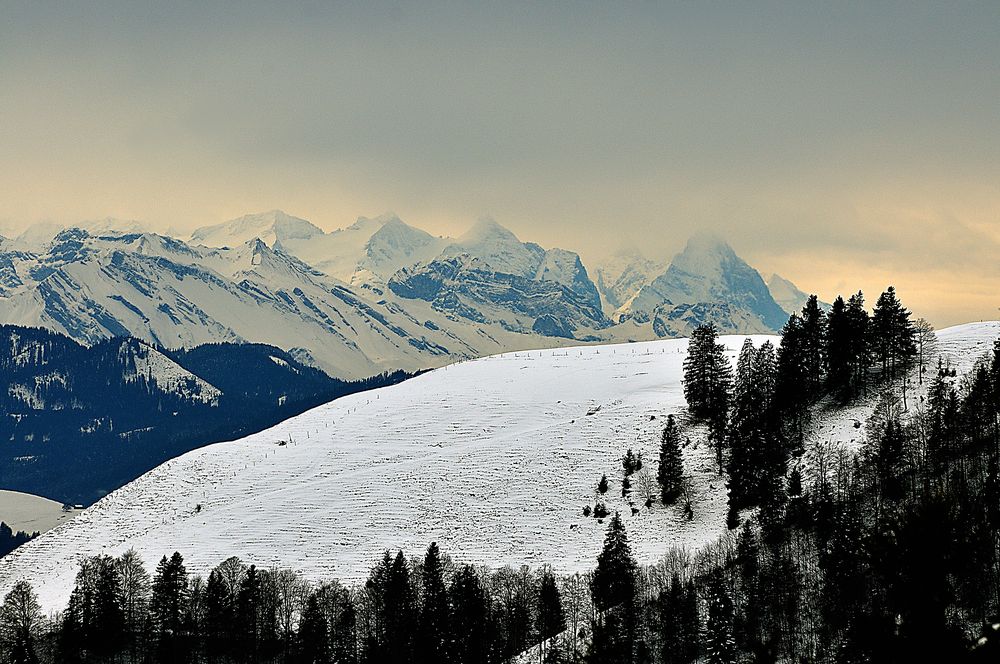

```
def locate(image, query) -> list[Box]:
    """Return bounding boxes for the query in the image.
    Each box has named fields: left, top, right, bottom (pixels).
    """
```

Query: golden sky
left=1, top=2, right=998, bottom=327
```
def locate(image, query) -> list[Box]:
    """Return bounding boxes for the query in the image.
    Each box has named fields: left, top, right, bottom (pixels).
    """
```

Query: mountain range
left=0, top=211, right=817, bottom=378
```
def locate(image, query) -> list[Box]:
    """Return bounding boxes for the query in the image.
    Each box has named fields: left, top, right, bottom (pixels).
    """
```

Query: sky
left=1, top=2, right=998, bottom=326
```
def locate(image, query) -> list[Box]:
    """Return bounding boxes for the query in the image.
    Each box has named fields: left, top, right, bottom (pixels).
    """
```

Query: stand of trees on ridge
left=5, top=286, right=1000, bottom=663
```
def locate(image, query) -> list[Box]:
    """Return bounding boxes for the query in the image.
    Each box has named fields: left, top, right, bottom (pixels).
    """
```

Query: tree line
left=1, top=540, right=590, bottom=664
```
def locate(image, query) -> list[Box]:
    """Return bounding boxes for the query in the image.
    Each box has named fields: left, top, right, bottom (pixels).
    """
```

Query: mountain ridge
left=0, top=212, right=823, bottom=376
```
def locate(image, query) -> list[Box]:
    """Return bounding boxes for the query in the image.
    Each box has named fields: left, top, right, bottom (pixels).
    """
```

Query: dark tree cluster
left=682, top=325, right=733, bottom=473
left=725, top=338, right=784, bottom=529
left=683, top=288, right=921, bottom=527
left=659, top=288, right=1000, bottom=662
left=672, top=335, right=1000, bottom=663
left=6, top=540, right=582, bottom=664
left=657, top=415, right=684, bottom=505
left=0, top=523, right=38, bottom=558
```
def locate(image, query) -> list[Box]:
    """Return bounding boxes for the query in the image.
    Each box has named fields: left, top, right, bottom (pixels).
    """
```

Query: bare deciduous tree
left=0, top=580, right=44, bottom=659
left=633, top=467, right=657, bottom=507
left=270, top=568, right=309, bottom=648
left=914, top=317, right=937, bottom=385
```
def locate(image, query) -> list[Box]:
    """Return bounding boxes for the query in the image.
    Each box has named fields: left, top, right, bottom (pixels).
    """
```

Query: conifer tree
left=203, top=569, right=233, bottom=659
left=704, top=573, right=737, bottom=664
left=91, top=555, right=126, bottom=660
left=683, top=325, right=733, bottom=474
left=622, top=449, right=638, bottom=476
left=450, top=565, right=492, bottom=664
left=726, top=340, right=760, bottom=523
left=150, top=551, right=189, bottom=660
left=417, top=542, right=450, bottom=664
left=727, top=339, right=783, bottom=523
left=658, top=415, right=684, bottom=504
left=801, top=295, right=827, bottom=397
left=825, top=295, right=853, bottom=400
left=845, top=290, right=871, bottom=393
left=590, top=512, right=638, bottom=661
left=964, top=362, right=996, bottom=447
left=871, top=286, right=916, bottom=378
left=58, top=587, right=85, bottom=664
left=236, top=564, right=263, bottom=661
left=729, top=339, right=758, bottom=435
left=591, top=512, right=637, bottom=613
left=298, top=593, right=330, bottom=664
left=385, top=551, right=417, bottom=663
left=537, top=568, right=565, bottom=661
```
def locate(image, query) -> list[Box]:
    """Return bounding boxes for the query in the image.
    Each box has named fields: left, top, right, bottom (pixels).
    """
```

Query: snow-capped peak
left=457, top=216, right=520, bottom=245
left=617, top=233, right=789, bottom=333
left=594, top=247, right=668, bottom=314
left=444, top=217, right=544, bottom=277
left=80, top=217, right=148, bottom=237
left=190, top=210, right=324, bottom=249
left=353, top=212, right=401, bottom=228
left=669, top=232, right=739, bottom=274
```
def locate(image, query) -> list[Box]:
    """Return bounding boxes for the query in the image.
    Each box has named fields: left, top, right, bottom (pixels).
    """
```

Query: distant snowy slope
left=190, top=210, right=324, bottom=249
left=765, top=273, right=830, bottom=317
left=191, top=212, right=446, bottom=287
left=0, top=334, right=776, bottom=613
left=595, top=249, right=666, bottom=315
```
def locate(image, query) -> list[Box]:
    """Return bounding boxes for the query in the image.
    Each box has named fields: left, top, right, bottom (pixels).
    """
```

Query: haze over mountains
left=0, top=211, right=813, bottom=378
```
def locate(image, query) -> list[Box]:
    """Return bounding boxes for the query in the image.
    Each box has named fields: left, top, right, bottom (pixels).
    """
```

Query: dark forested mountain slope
left=0, top=325, right=410, bottom=504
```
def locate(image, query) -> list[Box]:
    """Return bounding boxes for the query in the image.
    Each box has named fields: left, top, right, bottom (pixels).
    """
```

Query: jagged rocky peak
left=219, top=237, right=313, bottom=279
left=617, top=232, right=789, bottom=333
left=190, top=210, right=324, bottom=248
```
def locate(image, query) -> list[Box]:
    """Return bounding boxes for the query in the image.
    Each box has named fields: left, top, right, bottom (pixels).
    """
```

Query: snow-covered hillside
left=0, top=334, right=774, bottom=614
left=2, top=323, right=996, bottom=614
left=800, top=321, right=1000, bottom=461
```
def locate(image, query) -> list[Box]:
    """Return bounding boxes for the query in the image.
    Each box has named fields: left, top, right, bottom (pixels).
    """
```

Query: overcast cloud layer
left=1, top=2, right=998, bottom=326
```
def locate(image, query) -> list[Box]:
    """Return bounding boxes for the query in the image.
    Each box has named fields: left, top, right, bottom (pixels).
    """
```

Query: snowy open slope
left=0, top=334, right=774, bottom=613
